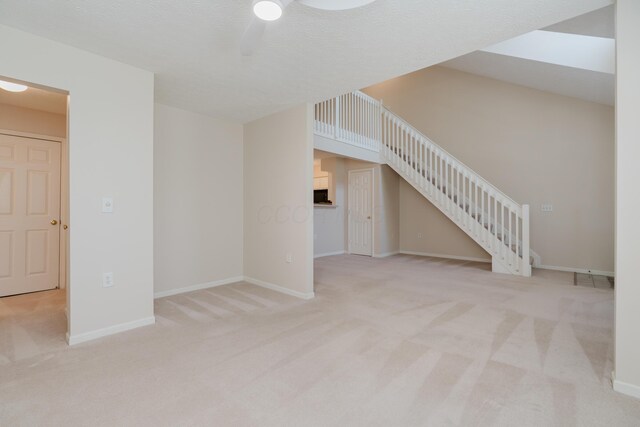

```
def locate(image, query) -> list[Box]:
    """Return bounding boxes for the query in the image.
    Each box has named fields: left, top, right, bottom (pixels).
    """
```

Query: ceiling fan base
left=297, top=0, right=377, bottom=11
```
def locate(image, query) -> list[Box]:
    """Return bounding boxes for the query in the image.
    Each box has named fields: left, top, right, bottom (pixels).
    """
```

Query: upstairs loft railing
left=314, top=91, right=381, bottom=152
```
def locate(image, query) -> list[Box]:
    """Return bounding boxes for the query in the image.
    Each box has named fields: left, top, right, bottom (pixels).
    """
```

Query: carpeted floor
left=1, top=254, right=639, bottom=426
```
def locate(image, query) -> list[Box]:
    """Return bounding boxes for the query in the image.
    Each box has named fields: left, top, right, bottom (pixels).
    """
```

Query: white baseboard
left=397, top=251, right=612, bottom=276
left=244, top=276, right=315, bottom=300
left=537, top=264, right=614, bottom=277
left=530, top=250, right=542, bottom=268
left=66, top=316, right=155, bottom=346
left=314, top=250, right=345, bottom=259
left=154, top=276, right=244, bottom=299
left=399, top=250, right=491, bottom=264
left=374, top=251, right=400, bottom=258
left=612, top=373, right=640, bottom=399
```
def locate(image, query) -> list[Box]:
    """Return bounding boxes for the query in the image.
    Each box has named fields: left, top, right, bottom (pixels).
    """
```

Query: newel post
left=522, top=204, right=531, bottom=277
left=335, top=95, right=341, bottom=140
left=377, top=99, right=383, bottom=151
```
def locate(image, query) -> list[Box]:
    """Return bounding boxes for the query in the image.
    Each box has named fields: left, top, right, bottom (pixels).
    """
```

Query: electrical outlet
left=417, top=233, right=423, bottom=239
left=102, top=197, right=114, bottom=213
left=541, top=204, right=553, bottom=212
left=102, top=272, right=114, bottom=288
left=286, top=253, right=292, bottom=264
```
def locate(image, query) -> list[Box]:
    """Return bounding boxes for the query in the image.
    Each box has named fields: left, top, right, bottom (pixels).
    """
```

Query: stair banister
left=313, top=91, right=533, bottom=276
left=522, top=204, right=531, bottom=276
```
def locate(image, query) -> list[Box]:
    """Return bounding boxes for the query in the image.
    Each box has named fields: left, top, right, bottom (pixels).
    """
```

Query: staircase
left=314, top=91, right=532, bottom=276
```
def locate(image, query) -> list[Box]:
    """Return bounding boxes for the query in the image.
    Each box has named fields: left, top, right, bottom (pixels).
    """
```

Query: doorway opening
left=312, top=150, right=385, bottom=260
left=0, top=75, right=69, bottom=355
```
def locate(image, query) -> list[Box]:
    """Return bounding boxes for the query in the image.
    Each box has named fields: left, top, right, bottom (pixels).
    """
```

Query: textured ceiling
left=0, top=0, right=612, bottom=122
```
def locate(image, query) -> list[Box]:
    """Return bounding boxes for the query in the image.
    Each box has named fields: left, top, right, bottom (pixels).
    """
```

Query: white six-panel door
left=0, top=133, right=61, bottom=297
left=348, top=168, right=373, bottom=256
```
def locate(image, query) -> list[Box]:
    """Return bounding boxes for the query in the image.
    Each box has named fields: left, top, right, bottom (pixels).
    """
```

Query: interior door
left=348, top=168, right=373, bottom=256
left=0, top=133, right=61, bottom=297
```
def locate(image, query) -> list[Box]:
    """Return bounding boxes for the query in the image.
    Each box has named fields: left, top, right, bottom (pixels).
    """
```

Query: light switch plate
left=102, top=272, right=114, bottom=288
left=102, top=197, right=114, bottom=213
left=541, top=204, right=553, bottom=212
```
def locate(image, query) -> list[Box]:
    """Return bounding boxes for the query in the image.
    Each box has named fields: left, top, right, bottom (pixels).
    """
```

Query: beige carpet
left=1, top=254, right=639, bottom=426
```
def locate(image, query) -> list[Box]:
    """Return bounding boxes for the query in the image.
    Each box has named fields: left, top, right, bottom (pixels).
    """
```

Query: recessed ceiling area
left=441, top=51, right=614, bottom=106
left=0, top=83, right=67, bottom=114
left=0, top=0, right=612, bottom=122
left=440, top=5, right=614, bottom=106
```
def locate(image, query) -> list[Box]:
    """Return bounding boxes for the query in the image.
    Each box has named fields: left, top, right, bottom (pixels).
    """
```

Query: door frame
left=347, top=167, right=374, bottom=257
left=0, top=128, right=68, bottom=291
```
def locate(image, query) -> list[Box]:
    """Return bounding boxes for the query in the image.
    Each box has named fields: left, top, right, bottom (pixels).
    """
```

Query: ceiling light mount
left=242, top=0, right=379, bottom=55
left=0, top=80, right=28, bottom=93
left=297, top=0, right=377, bottom=11
left=253, top=0, right=284, bottom=21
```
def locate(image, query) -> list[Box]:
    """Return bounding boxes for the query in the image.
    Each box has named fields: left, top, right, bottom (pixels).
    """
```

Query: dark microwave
left=314, top=189, right=330, bottom=204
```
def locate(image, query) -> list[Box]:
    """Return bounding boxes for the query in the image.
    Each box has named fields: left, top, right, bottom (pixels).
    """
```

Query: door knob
left=63, top=225, right=68, bottom=230
left=50, top=219, right=58, bottom=225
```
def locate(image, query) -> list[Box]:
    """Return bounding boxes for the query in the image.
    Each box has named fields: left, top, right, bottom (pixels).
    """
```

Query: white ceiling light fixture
left=253, top=0, right=284, bottom=21
left=241, top=0, right=378, bottom=55
left=0, top=80, right=28, bottom=93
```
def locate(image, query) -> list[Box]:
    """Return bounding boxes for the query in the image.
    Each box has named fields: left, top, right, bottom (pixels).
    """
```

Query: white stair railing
left=314, top=91, right=381, bottom=152
left=313, top=91, right=531, bottom=276
left=381, top=107, right=530, bottom=276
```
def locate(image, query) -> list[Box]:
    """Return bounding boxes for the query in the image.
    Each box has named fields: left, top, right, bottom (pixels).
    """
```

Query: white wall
left=365, top=66, right=614, bottom=273
left=375, top=164, right=400, bottom=256
left=343, top=159, right=400, bottom=257
left=614, top=0, right=640, bottom=399
left=244, top=104, right=314, bottom=299
left=314, top=206, right=345, bottom=257
left=154, top=103, right=243, bottom=297
left=0, top=104, right=66, bottom=138
left=399, top=180, right=490, bottom=262
left=313, top=156, right=347, bottom=257
left=314, top=134, right=381, bottom=164
left=0, top=25, right=155, bottom=343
